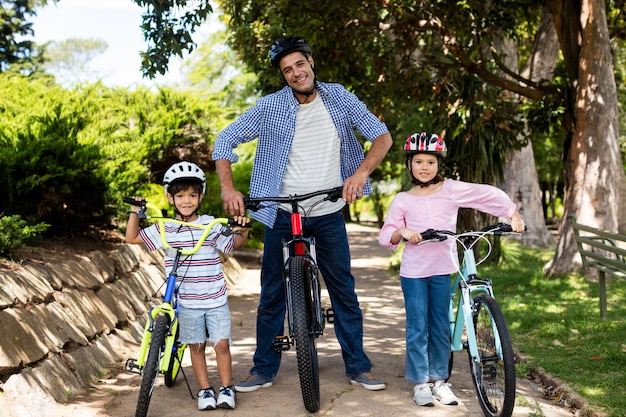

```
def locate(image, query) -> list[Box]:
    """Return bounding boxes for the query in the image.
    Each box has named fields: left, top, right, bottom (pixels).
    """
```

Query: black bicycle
left=243, top=186, right=343, bottom=413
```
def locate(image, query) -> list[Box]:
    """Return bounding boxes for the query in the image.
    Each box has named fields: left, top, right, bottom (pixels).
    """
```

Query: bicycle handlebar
left=243, top=186, right=344, bottom=212
left=419, top=223, right=525, bottom=243
left=124, top=197, right=249, bottom=255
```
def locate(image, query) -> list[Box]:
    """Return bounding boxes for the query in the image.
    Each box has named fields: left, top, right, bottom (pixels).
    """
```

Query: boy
left=125, top=161, right=249, bottom=410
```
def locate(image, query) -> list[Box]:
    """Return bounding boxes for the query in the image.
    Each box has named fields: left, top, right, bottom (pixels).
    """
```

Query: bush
left=0, top=214, right=49, bottom=258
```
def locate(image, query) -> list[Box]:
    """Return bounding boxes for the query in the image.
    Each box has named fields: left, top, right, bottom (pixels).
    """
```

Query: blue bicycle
left=418, top=223, right=522, bottom=417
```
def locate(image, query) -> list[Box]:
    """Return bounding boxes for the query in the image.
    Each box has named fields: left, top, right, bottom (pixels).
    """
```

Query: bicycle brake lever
left=123, top=197, right=148, bottom=219
left=327, top=187, right=344, bottom=202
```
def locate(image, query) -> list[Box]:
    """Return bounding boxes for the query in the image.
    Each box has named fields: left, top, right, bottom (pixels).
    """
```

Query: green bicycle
left=123, top=197, right=240, bottom=417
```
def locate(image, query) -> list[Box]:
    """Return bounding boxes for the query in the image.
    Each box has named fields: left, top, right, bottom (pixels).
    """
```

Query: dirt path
left=38, top=223, right=573, bottom=417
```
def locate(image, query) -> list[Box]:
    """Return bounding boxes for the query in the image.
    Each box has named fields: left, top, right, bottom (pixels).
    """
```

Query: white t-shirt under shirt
left=279, top=94, right=345, bottom=216
left=139, top=215, right=235, bottom=309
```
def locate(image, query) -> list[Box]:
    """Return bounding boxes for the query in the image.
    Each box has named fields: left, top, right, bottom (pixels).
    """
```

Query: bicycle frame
left=449, top=243, right=501, bottom=361
left=282, top=200, right=325, bottom=339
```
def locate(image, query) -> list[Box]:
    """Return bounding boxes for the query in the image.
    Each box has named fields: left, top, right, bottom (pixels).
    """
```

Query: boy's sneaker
left=350, top=372, right=386, bottom=391
left=413, top=383, right=434, bottom=407
left=432, top=382, right=459, bottom=405
left=217, top=385, right=237, bottom=409
left=235, top=374, right=273, bottom=392
left=197, top=387, right=217, bottom=410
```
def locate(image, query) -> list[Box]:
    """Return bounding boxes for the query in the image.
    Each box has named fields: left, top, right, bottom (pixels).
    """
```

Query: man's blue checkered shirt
left=212, top=81, right=389, bottom=227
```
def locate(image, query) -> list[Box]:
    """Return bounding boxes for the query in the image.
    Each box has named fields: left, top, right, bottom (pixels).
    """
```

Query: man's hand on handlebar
left=342, top=173, right=367, bottom=204
left=221, top=188, right=246, bottom=216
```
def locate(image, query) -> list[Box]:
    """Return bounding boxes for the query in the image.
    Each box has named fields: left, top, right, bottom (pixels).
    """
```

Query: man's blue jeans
left=400, top=275, right=451, bottom=385
left=249, top=209, right=372, bottom=380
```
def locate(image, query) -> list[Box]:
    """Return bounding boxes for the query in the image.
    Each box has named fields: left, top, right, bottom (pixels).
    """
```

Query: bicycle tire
left=290, top=255, right=321, bottom=413
left=468, top=294, right=516, bottom=417
left=135, top=314, right=168, bottom=417
left=164, top=326, right=183, bottom=387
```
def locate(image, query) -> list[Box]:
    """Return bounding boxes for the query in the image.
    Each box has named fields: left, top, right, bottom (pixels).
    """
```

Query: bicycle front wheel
left=135, top=314, right=168, bottom=417
left=468, top=294, right=516, bottom=417
left=290, top=255, right=321, bottom=413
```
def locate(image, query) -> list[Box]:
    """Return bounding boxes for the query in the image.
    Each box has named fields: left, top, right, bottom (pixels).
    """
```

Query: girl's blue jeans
left=249, top=209, right=372, bottom=380
left=400, top=274, right=451, bottom=384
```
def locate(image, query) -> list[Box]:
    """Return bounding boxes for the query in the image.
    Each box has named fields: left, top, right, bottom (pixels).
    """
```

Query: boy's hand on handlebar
left=230, top=215, right=251, bottom=228
left=221, top=188, right=245, bottom=216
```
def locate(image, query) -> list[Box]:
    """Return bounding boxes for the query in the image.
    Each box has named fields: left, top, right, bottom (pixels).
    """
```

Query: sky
left=31, top=0, right=216, bottom=88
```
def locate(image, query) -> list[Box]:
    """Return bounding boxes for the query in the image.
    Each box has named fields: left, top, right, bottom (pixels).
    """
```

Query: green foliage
left=0, top=75, right=108, bottom=228
left=0, top=73, right=235, bottom=233
left=0, top=214, right=49, bottom=257
left=486, top=247, right=626, bottom=417
left=132, top=0, right=213, bottom=79
left=0, top=0, right=51, bottom=74
left=216, top=0, right=540, bottom=186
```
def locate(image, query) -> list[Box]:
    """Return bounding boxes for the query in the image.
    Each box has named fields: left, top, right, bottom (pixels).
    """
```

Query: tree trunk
left=545, top=0, right=624, bottom=275
left=497, top=9, right=555, bottom=247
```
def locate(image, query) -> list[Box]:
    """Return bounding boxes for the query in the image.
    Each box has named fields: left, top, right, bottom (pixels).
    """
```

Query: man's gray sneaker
left=413, top=383, right=434, bottom=407
left=235, top=374, right=273, bottom=392
left=349, top=372, right=386, bottom=391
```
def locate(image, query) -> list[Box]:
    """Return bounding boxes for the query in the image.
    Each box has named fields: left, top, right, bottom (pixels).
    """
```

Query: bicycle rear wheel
left=164, top=326, right=184, bottom=387
left=290, top=255, right=321, bottom=413
left=468, top=294, right=516, bottom=417
left=135, top=314, right=168, bottom=417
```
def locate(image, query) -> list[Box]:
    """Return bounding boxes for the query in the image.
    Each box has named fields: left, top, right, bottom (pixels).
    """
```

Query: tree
left=134, top=0, right=626, bottom=274
left=43, top=37, right=108, bottom=86
left=132, top=0, right=213, bottom=79
left=543, top=0, right=625, bottom=275
left=0, top=0, right=51, bottom=74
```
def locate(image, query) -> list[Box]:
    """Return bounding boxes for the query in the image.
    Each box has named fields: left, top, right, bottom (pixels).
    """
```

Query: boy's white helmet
left=163, top=161, right=206, bottom=195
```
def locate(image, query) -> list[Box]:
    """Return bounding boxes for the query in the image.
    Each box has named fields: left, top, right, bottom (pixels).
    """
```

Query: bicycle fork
left=450, top=250, right=504, bottom=362
left=273, top=236, right=330, bottom=352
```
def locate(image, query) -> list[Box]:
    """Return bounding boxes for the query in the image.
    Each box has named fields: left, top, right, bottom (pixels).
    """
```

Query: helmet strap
left=172, top=196, right=199, bottom=221
left=411, top=176, right=442, bottom=188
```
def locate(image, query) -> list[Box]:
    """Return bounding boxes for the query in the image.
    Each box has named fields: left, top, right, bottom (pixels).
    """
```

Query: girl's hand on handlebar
left=392, top=227, right=422, bottom=244
left=509, top=211, right=525, bottom=233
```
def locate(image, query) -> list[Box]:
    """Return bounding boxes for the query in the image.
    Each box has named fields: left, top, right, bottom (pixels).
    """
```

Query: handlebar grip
left=123, top=197, right=145, bottom=206
left=496, top=223, right=513, bottom=233
left=228, top=218, right=252, bottom=227
left=420, top=229, right=439, bottom=240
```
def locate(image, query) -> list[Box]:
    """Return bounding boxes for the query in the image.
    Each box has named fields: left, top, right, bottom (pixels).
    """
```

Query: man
left=212, top=36, right=392, bottom=392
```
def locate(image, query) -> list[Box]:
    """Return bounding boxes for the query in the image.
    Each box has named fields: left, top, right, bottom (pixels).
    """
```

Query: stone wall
left=0, top=243, right=245, bottom=416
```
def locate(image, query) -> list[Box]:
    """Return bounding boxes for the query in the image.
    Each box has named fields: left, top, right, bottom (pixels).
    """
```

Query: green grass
left=482, top=243, right=626, bottom=417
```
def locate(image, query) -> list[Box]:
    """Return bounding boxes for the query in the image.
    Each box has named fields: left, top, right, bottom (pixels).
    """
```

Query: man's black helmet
left=268, top=36, right=312, bottom=68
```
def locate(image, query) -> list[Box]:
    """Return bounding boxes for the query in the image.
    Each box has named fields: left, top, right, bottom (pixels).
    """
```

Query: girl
left=378, top=132, right=524, bottom=407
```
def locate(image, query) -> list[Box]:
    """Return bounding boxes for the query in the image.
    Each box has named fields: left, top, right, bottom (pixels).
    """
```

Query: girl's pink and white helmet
left=404, top=132, right=447, bottom=158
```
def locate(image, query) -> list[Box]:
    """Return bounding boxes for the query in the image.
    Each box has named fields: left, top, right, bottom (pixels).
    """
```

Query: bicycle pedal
left=124, top=358, right=142, bottom=375
left=325, top=307, right=335, bottom=324
left=272, top=335, right=292, bottom=352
